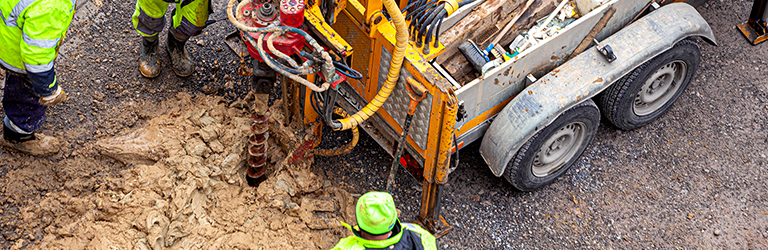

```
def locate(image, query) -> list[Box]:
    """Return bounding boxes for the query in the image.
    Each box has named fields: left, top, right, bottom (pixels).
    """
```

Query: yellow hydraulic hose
left=313, top=108, right=360, bottom=156
left=330, top=0, right=408, bottom=131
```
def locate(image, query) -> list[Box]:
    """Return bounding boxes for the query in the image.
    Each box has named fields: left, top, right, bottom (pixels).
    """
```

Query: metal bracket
left=737, top=0, right=768, bottom=45
left=650, top=1, right=660, bottom=10
left=594, top=39, right=617, bottom=63
left=456, top=101, right=467, bottom=122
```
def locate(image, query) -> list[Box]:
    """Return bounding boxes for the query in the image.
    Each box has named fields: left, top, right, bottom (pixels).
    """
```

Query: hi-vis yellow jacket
left=0, top=0, right=75, bottom=96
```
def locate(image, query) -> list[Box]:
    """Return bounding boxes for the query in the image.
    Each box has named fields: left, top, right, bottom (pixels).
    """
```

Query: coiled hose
left=313, top=107, right=359, bottom=156
left=329, top=0, right=408, bottom=131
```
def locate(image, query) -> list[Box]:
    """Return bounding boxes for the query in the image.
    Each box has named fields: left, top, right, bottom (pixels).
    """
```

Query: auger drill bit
left=246, top=110, right=270, bottom=184
left=245, top=60, right=276, bottom=187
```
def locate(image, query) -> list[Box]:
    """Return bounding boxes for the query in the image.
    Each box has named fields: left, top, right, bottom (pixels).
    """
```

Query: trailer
left=225, top=0, right=715, bottom=233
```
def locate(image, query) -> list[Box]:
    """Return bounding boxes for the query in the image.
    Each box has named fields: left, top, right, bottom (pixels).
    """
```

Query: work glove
left=39, top=86, right=68, bottom=106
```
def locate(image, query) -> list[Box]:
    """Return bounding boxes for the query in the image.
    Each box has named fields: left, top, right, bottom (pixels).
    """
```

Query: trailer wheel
left=503, top=100, right=600, bottom=191
left=599, top=39, right=700, bottom=130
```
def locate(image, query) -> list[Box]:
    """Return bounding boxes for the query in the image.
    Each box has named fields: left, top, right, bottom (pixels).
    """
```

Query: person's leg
left=3, top=73, right=46, bottom=134
left=166, top=0, right=211, bottom=77
left=1, top=72, right=60, bottom=156
left=132, top=0, right=169, bottom=78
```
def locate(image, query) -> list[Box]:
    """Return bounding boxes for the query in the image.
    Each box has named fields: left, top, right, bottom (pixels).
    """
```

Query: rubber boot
left=139, top=36, right=161, bottom=78
left=1, top=124, right=61, bottom=157
left=166, top=30, right=194, bottom=77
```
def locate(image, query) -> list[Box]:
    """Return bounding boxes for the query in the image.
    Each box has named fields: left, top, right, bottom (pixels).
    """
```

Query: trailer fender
left=479, top=3, right=716, bottom=177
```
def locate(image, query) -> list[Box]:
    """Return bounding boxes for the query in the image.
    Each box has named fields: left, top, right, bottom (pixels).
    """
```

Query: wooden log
left=496, top=0, right=559, bottom=47
left=436, top=0, right=524, bottom=66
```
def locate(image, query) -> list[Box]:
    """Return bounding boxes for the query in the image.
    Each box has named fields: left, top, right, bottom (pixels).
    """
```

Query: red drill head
left=279, top=0, right=304, bottom=28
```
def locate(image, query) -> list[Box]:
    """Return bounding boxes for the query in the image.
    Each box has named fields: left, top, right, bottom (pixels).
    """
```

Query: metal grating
left=378, top=48, right=432, bottom=150
left=332, top=12, right=370, bottom=82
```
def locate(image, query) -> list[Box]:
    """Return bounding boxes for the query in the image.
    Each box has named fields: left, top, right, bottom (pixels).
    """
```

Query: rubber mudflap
left=459, top=41, right=488, bottom=73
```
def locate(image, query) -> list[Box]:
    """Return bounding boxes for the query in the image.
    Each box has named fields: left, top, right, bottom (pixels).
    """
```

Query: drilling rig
left=226, top=0, right=716, bottom=234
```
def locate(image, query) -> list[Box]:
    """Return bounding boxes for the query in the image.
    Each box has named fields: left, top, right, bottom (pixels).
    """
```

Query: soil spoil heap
left=3, top=93, right=354, bottom=249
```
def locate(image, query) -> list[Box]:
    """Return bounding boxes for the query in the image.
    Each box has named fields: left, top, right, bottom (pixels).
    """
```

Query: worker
left=332, top=191, right=437, bottom=250
left=132, top=0, right=211, bottom=78
left=0, top=0, right=73, bottom=156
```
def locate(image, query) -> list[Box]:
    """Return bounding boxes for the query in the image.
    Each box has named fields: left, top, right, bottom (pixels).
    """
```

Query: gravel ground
left=0, top=0, right=766, bottom=249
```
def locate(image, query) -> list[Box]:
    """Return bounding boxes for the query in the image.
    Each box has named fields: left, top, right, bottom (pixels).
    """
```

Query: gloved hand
left=39, top=86, right=68, bottom=106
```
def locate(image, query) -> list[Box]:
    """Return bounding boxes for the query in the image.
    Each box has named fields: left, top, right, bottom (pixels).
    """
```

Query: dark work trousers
left=3, top=71, right=47, bottom=133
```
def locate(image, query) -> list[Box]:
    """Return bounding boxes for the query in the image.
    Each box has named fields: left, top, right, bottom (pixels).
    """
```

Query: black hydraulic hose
left=323, top=89, right=339, bottom=124
left=301, top=51, right=363, bottom=80
left=402, top=1, right=420, bottom=16
left=418, top=3, right=447, bottom=42
left=310, top=91, right=324, bottom=116
left=322, top=87, right=330, bottom=110
left=413, top=3, right=437, bottom=25
left=416, top=5, right=439, bottom=38
left=457, top=0, right=474, bottom=7
left=404, top=0, right=418, bottom=13
left=419, top=5, right=444, bottom=44
left=412, top=3, right=439, bottom=39
left=407, top=1, right=438, bottom=40
left=433, top=15, right=444, bottom=48
left=406, top=0, right=434, bottom=19
left=450, top=132, right=459, bottom=174
left=406, top=0, right=437, bottom=21
left=425, top=9, right=446, bottom=47
left=334, top=61, right=363, bottom=79
left=409, top=3, right=436, bottom=37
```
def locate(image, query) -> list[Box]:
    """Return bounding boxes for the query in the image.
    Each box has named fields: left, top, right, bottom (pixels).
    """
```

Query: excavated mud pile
left=13, top=93, right=354, bottom=249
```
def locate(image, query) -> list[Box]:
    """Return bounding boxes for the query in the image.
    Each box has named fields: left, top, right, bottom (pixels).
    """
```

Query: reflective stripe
left=4, top=117, right=32, bottom=134
left=48, top=75, right=56, bottom=88
left=172, top=16, right=205, bottom=37
left=0, top=58, right=26, bottom=74
left=24, top=61, right=53, bottom=73
left=135, top=7, right=166, bottom=36
left=5, top=0, right=37, bottom=27
left=22, top=32, right=61, bottom=48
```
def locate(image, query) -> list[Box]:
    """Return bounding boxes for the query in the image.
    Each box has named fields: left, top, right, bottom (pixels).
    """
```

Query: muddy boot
left=139, top=36, right=161, bottom=78
left=166, top=31, right=194, bottom=77
left=1, top=125, right=61, bottom=157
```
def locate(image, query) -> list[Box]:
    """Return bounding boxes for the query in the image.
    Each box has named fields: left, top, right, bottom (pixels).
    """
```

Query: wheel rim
left=633, top=60, right=687, bottom=116
left=532, top=122, right=587, bottom=177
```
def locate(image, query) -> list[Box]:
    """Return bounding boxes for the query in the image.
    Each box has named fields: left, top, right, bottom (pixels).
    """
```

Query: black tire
left=599, top=39, right=701, bottom=130
left=503, top=100, right=600, bottom=191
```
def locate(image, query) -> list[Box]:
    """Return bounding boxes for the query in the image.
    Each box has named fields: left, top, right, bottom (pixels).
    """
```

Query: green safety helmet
left=355, top=191, right=398, bottom=235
